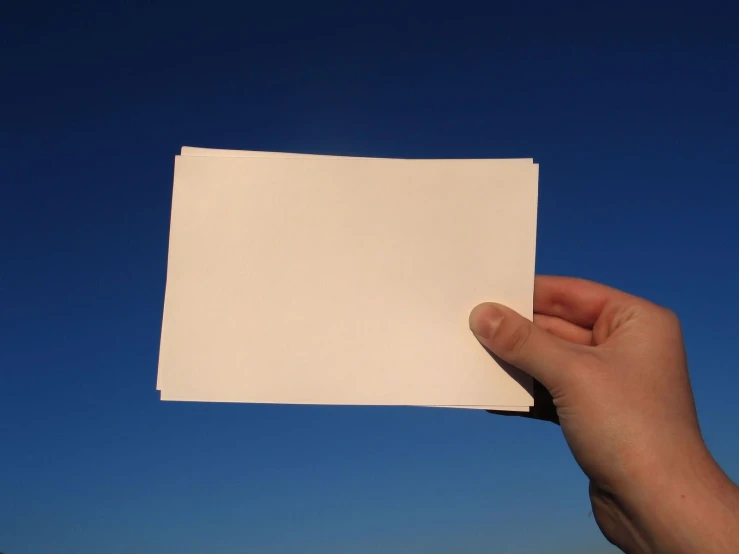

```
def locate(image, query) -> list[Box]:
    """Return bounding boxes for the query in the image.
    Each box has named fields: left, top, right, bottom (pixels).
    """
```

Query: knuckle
left=660, top=306, right=680, bottom=324
left=627, top=301, right=681, bottom=330
left=651, top=304, right=681, bottom=329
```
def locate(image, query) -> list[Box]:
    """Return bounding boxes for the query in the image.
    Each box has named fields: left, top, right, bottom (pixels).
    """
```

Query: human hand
left=469, top=276, right=739, bottom=553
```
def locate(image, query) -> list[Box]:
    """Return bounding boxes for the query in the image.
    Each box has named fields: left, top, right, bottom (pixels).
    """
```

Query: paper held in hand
left=157, top=147, right=539, bottom=411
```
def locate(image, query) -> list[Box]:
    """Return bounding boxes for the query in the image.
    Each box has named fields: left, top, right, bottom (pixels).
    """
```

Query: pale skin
left=469, top=276, right=739, bottom=554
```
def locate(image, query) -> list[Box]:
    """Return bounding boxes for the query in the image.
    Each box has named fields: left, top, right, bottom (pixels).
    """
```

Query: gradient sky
left=2, top=3, right=738, bottom=553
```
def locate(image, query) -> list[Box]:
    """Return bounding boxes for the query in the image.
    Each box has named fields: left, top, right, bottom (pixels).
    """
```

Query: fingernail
left=469, top=303, right=505, bottom=339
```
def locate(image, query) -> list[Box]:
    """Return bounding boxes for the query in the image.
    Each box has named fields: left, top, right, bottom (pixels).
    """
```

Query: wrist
left=617, top=446, right=739, bottom=553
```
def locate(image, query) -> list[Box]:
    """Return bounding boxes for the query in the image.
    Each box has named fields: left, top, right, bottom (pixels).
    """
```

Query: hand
left=469, top=276, right=739, bottom=553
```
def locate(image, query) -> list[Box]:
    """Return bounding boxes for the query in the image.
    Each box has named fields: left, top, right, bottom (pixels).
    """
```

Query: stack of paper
left=157, top=147, right=539, bottom=411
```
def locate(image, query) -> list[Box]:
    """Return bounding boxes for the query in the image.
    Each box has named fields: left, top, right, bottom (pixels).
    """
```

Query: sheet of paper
left=168, top=147, right=537, bottom=410
left=180, top=146, right=536, bottom=165
left=181, top=146, right=379, bottom=159
left=158, top=388, right=529, bottom=410
left=158, top=152, right=538, bottom=408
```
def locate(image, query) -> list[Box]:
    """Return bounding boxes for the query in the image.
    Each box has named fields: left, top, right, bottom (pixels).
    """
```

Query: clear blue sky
left=1, top=3, right=738, bottom=553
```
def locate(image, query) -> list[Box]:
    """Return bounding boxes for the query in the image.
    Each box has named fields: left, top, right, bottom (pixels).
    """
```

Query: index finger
left=534, top=275, right=632, bottom=328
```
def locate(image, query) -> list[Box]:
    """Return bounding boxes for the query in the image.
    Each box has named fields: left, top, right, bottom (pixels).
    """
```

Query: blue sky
left=1, top=3, right=738, bottom=553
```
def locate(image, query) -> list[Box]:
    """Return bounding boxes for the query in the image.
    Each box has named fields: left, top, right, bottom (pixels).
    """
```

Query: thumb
left=469, top=302, right=575, bottom=391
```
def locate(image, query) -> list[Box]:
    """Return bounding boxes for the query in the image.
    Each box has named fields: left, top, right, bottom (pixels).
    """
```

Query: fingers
left=534, top=275, right=632, bottom=328
left=534, top=313, right=593, bottom=345
left=469, top=302, right=578, bottom=391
